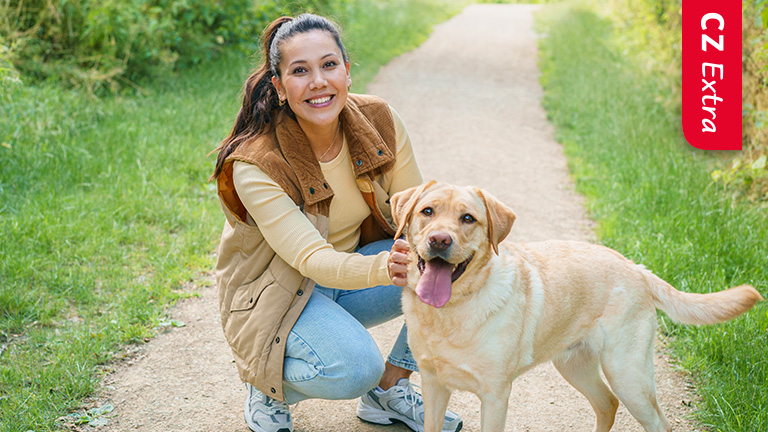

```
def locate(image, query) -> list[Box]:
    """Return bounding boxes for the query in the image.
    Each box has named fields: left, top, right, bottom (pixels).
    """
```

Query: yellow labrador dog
left=389, top=181, right=762, bottom=432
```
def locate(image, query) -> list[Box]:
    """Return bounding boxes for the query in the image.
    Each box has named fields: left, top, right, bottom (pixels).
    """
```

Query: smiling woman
left=209, top=13, right=463, bottom=432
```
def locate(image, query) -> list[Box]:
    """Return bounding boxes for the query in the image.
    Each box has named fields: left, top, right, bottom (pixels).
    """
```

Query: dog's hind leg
left=553, top=346, right=619, bottom=432
left=421, top=372, right=453, bottom=432
left=601, top=318, right=672, bottom=432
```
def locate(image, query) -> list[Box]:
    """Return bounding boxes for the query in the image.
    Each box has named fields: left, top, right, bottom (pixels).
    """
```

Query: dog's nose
left=428, top=232, right=452, bottom=250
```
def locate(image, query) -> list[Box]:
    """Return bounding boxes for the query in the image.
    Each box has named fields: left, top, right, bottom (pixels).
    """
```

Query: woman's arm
left=233, top=161, right=391, bottom=289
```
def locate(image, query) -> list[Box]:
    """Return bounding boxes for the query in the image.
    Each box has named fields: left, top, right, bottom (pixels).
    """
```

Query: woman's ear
left=345, top=62, right=352, bottom=88
left=271, top=76, right=284, bottom=101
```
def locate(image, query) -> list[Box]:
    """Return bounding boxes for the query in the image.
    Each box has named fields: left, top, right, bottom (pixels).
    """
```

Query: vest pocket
left=225, top=270, right=297, bottom=371
left=230, top=272, right=276, bottom=313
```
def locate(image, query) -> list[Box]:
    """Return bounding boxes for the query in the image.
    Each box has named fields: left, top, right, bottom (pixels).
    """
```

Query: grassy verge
left=536, top=3, right=768, bottom=430
left=0, top=1, right=466, bottom=430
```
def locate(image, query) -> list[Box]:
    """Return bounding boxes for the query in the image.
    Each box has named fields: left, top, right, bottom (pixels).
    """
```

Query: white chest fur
left=402, top=256, right=544, bottom=395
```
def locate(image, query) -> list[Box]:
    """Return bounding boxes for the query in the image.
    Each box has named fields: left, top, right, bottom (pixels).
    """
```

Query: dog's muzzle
left=415, top=250, right=472, bottom=308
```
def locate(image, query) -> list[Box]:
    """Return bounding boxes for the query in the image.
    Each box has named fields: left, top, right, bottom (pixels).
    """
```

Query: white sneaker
left=356, top=378, right=463, bottom=432
left=244, top=383, right=293, bottom=432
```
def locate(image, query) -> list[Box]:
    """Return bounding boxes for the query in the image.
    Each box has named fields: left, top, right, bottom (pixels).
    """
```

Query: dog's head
left=391, top=182, right=516, bottom=308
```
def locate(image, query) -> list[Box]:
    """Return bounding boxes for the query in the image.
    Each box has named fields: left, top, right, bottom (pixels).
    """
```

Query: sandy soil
left=85, top=5, right=702, bottom=431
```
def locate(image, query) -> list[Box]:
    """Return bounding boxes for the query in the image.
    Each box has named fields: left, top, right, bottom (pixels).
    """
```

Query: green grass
left=0, top=53, right=235, bottom=431
left=0, top=0, right=466, bottom=430
left=536, top=3, right=768, bottom=431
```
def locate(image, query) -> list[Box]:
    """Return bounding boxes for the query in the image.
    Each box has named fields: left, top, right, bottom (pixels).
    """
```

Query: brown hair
left=210, top=14, right=349, bottom=180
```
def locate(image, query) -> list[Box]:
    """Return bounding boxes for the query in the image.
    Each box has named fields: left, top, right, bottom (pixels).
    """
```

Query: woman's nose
left=310, top=71, right=327, bottom=89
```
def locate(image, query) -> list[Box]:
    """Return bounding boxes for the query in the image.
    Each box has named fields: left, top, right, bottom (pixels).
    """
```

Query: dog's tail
left=640, top=268, right=763, bottom=325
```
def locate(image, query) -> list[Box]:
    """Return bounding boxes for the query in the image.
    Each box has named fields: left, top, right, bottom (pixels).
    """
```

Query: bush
left=0, top=0, right=280, bottom=93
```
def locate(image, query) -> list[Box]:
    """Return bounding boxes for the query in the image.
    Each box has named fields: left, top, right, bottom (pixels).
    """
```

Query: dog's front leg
left=479, top=387, right=512, bottom=432
left=421, top=372, right=453, bottom=432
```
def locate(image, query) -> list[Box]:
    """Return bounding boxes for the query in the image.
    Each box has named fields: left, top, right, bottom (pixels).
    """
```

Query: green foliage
left=538, top=4, right=768, bottom=430
left=589, top=0, right=681, bottom=110
left=711, top=155, right=768, bottom=202
left=736, top=1, right=768, bottom=200
left=0, top=0, right=275, bottom=92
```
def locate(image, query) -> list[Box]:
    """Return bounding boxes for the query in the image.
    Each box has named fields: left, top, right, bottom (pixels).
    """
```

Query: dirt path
left=91, top=5, right=700, bottom=431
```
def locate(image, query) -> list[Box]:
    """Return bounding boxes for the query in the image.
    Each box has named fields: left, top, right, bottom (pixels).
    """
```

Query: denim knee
left=321, top=340, right=385, bottom=400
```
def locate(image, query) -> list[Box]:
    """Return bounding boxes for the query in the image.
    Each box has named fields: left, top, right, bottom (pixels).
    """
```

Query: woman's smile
left=306, top=94, right=334, bottom=107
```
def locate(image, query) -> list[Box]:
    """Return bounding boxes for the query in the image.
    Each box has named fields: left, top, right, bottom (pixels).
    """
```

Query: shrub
left=0, top=0, right=277, bottom=93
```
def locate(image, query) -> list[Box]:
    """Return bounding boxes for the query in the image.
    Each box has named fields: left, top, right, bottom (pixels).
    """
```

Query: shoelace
left=250, top=386, right=300, bottom=417
left=262, top=399, right=301, bottom=416
left=399, top=382, right=422, bottom=422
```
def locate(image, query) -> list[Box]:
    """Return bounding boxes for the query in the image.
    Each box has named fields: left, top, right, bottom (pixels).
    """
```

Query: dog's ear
left=475, top=188, right=516, bottom=255
left=391, top=181, right=437, bottom=239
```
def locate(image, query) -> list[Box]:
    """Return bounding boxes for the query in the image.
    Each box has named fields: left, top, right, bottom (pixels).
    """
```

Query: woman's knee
left=321, top=342, right=385, bottom=399
left=284, top=329, right=385, bottom=400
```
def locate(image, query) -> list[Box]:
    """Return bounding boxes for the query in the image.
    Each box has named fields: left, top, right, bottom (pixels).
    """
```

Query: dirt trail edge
left=91, top=5, right=699, bottom=431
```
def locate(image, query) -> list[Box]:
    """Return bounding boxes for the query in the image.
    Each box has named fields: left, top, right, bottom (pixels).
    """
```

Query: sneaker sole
left=356, top=401, right=462, bottom=432
left=244, top=411, right=291, bottom=432
left=244, top=393, right=292, bottom=432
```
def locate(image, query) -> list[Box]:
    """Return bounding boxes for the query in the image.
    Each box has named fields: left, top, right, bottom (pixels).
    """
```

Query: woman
left=210, top=13, right=463, bottom=432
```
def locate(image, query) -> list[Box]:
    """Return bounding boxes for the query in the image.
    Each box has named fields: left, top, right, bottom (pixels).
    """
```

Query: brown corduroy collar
left=228, top=94, right=397, bottom=210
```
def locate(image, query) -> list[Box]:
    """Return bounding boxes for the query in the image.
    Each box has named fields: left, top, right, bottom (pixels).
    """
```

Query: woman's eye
left=421, top=207, right=433, bottom=216
left=324, top=60, right=338, bottom=68
left=461, top=214, right=476, bottom=223
left=291, top=67, right=307, bottom=74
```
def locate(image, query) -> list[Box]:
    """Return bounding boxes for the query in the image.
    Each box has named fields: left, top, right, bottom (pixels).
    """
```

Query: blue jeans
left=281, top=239, right=418, bottom=404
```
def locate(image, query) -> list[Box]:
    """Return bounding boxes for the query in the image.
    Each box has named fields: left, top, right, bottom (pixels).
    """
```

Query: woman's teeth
left=308, top=96, right=332, bottom=105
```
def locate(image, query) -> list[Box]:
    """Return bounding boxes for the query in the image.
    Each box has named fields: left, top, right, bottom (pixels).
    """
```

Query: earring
left=279, top=98, right=286, bottom=106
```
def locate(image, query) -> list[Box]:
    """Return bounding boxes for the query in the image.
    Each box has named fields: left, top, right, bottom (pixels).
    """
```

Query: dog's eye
left=461, top=214, right=476, bottom=223
left=421, top=207, right=434, bottom=216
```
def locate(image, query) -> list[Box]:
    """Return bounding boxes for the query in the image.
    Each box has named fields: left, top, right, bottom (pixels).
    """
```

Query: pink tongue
left=415, top=259, right=453, bottom=308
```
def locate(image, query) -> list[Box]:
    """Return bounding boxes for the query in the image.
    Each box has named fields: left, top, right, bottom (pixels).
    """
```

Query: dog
left=389, top=181, right=763, bottom=432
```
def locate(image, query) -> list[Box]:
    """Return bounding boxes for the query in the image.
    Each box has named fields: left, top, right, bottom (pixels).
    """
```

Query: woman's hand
left=388, top=239, right=411, bottom=287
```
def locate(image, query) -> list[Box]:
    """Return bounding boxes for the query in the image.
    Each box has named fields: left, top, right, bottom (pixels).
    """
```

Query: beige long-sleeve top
left=232, top=106, right=422, bottom=290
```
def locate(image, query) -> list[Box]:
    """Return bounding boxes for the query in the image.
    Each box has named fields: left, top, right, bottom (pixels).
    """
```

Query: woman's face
left=273, top=30, right=351, bottom=129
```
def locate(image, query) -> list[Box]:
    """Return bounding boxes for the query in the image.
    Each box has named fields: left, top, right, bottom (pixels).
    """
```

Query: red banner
left=682, top=0, right=742, bottom=150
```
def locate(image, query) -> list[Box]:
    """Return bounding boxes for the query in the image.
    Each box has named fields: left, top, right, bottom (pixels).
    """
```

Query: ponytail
left=210, top=17, right=292, bottom=180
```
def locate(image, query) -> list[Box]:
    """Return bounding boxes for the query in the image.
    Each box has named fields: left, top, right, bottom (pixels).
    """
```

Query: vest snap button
left=249, top=297, right=253, bottom=303
left=309, top=187, right=315, bottom=195
left=275, top=337, right=280, bottom=344
left=323, top=183, right=328, bottom=189
left=377, top=150, right=383, bottom=156
left=297, top=289, right=304, bottom=296
left=356, top=160, right=363, bottom=166
left=271, top=388, right=276, bottom=394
